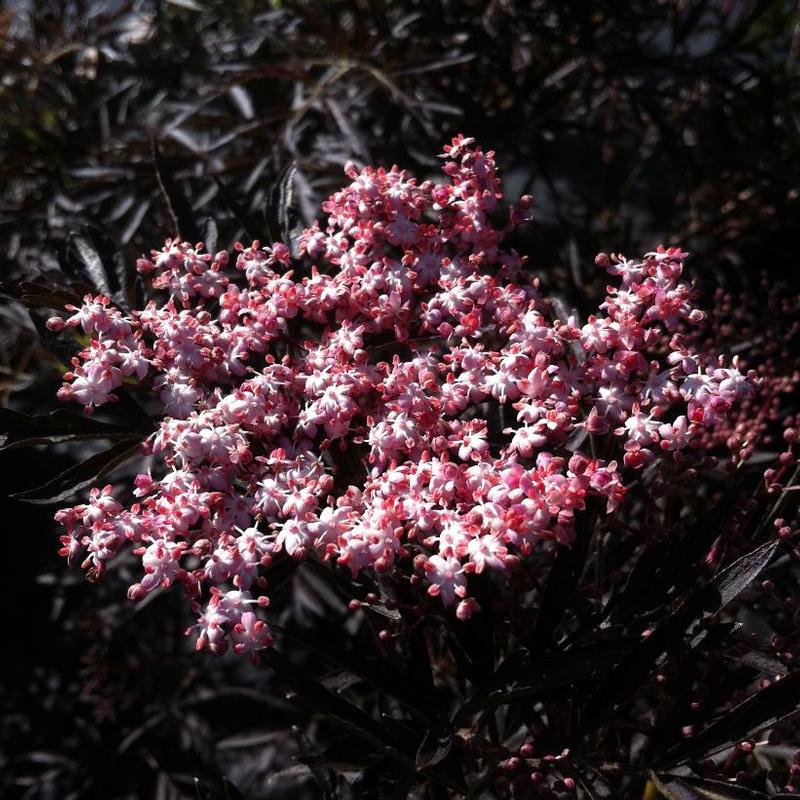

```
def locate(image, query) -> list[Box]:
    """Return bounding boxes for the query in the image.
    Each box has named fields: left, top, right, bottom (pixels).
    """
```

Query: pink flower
left=424, top=555, right=467, bottom=606
left=47, top=138, right=754, bottom=657
left=658, top=416, right=693, bottom=451
left=231, top=612, right=273, bottom=661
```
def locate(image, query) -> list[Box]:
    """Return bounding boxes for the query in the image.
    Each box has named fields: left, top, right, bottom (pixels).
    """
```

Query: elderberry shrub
left=23, top=138, right=800, bottom=797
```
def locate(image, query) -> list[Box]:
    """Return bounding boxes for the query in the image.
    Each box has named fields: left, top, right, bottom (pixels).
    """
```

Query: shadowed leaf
left=415, top=729, right=452, bottom=770
left=265, top=162, right=298, bottom=248
left=151, top=136, right=201, bottom=243
left=12, top=437, right=142, bottom=504
left=530, top=502, right=596, bottom=655
left=661, top=670, right=800, bottom=765
left=0, top=408, right=128, bottom=451
left=63, top=228, right=129, bottom=309
left=580, top=539, right=781, bottom=732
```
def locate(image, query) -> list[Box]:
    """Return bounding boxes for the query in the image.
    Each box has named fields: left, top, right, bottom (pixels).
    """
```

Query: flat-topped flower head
left=47, top=138, right=758, bottom=658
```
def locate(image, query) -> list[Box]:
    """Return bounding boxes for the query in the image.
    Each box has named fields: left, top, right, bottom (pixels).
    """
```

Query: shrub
left=11, top=136, right=800, bottom=798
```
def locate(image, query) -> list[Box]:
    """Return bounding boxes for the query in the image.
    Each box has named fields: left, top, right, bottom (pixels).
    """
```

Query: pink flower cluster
left=50, top=136, right=754, bottom=658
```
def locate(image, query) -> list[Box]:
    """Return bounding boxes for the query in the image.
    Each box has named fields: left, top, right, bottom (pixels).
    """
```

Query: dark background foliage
left=1, top=1, right=799, bottom=798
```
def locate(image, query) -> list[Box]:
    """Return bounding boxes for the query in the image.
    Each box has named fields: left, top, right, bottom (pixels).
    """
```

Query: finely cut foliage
left=16, top=136, right=800, bottom=798
left=2, top=3, right=800, bottom=798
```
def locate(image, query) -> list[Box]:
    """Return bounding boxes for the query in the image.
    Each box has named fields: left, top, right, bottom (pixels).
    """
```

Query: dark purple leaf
left=12, top=437, right=142, bottom=504
left=661, top=670, right=800, bottom=765
left=529, top=502, right=596, bottom=655
left=415, top=729, right=452, bottom=770
left=151, top=136, right=201, bottom=243
left=673, top=776, right=768, bottom=799
left=572, top=765, right=615, bottom=799
left=0, top=408, right=128, bottom=451
left=648, top=772, right=701, bottom=800
left=580, top=540, right=781, bottom=732
left=264, top=162, right=297, bottom=248
left=62, top=228, right=129, bottom=309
